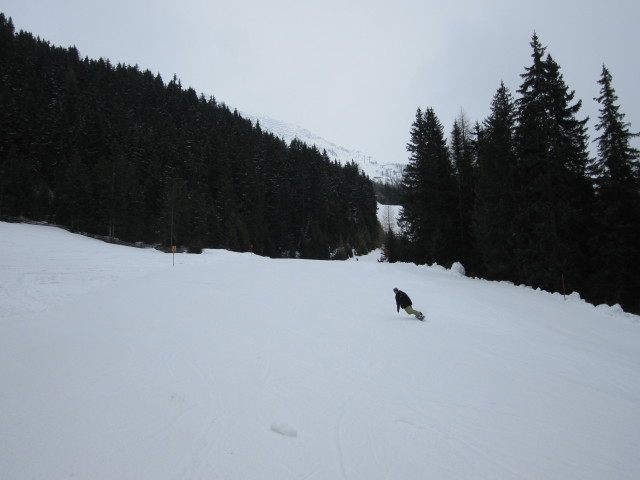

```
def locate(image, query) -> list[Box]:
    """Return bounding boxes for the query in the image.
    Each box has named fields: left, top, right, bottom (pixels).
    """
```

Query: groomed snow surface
left=1, top=221, right=639, bottom=480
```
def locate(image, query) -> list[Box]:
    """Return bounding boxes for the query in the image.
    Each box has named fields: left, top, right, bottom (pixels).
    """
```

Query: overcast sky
left=2, top=0, right=639, bottom=164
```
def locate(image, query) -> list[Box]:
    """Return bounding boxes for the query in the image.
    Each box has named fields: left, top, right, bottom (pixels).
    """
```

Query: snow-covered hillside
left=377, top=203, right=403, bottom=233
left=241, top=111, right=405, bottom=184
left=1, top=222, right=639, bottom=480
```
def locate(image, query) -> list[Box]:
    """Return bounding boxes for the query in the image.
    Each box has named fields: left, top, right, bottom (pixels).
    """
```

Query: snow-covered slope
left=242, top=111, right=405, bottom=183
left=377, top=203, right=403, bottom=233
left=1, top=222, right=639, bottom=479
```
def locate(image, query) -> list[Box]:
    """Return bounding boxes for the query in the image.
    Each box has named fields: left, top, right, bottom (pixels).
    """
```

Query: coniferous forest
left=0, top=15, right=378, bottom=259
left=395, top=34, right=640, bottom=313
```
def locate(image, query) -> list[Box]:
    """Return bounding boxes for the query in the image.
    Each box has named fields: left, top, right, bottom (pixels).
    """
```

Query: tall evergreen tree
left=514, top=33, right=594, bottom=294
left=399, top=109, right=426, bottom=248
left=593, top=65, right=640, bottom=183
left=474, top=82, right=517, bottom=280
left=400, top=108, right=459, bottom=265
left=590, top=65, right=640, bottom=312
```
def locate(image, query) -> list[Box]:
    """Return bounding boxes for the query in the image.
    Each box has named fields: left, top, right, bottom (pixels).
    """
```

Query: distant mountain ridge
left=241, top=111, right=405, bottom=184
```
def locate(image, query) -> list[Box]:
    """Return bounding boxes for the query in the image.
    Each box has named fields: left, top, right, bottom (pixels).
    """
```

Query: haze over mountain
left=242, top=111, right=405, bottom=184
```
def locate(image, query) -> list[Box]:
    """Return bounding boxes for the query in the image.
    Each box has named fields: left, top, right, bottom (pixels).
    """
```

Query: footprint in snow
left=270, top=423, right=298, bottom=438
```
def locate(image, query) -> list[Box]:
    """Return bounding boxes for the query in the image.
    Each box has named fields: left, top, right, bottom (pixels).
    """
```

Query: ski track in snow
left=1, top=221, right=640, bottom=480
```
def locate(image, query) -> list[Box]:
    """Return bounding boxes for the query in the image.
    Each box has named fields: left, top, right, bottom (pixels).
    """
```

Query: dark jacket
left=395, top=290, right=412, bottom=311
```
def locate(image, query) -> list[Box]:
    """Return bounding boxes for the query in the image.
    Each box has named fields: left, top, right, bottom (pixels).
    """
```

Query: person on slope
left=393, top=287, right=425, bottom=320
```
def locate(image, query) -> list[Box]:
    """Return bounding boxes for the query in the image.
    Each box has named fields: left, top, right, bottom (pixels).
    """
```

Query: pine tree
left=400, top=108, right=459, bottom=265
left=514, top=33, right=594, bottom=295
left=590, top=65, right=640, bottom=312
left=593, top=65, right=640, bottom=184
left=474, top=82, right=517, bottom=280
left=399, top=109, right=426, bottom=246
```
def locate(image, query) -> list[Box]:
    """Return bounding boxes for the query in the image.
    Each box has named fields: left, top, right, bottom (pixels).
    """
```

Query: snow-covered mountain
left=241, top=111, right=405, bottom=184
left=2, top=221, right=639, bottom=479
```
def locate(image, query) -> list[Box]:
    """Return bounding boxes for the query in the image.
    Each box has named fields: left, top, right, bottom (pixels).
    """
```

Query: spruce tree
left=590, top=65, right=640, bottom=312
left=593, top=65, right=640, bottom=184
left=399, top=109, right=426, bottom=248
left=474, top=82, right=517, bottom=280
left=514, top=33, right=594, bottom=295
left=400, top=108, right=459, bottom=265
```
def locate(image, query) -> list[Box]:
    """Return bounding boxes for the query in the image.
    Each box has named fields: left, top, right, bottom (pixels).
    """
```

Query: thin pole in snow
left=171, top=203, right=175, bottom=267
